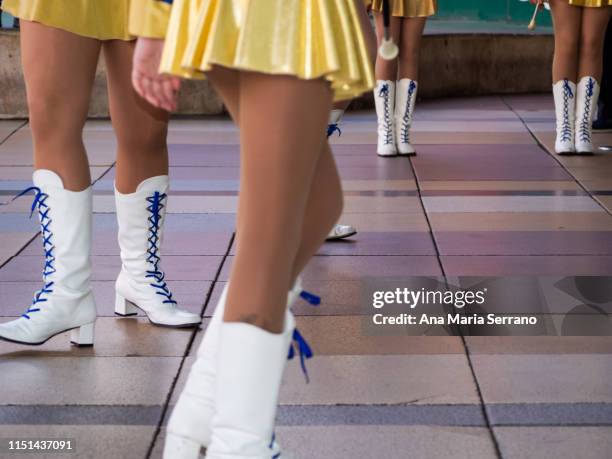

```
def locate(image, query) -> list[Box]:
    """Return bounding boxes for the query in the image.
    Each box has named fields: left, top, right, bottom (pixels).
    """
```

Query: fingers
left=132, top=70, right=177, bottom=112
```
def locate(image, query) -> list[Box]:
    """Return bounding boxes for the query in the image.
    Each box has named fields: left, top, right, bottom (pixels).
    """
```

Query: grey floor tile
left=495, top=426, right=612, bottom=459
left=0, top=356, right=181, bottom=405
left=471, top=354, right=612, bottom=404
left=0, top=425, right=155, bottom=459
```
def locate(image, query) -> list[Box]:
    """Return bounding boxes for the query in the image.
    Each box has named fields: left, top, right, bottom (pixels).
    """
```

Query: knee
left=27, top=94, right=82, bottom=143
left=555, top=32, right=580, bottom=58
left=580, top=34, right=604, bottom=62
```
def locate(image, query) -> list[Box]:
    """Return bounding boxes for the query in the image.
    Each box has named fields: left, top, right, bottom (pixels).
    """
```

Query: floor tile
left=0, top=356, right=181, bottom=405
left=0, top=425, right=156, bottom=459
left=441, top=255, right=612, bottom=276
left=0, top=317, right=195, bottom=357
left=435, top=231, right=612, bottom=256
left=495, top=427, right=612, bottom=459
left=471, top=354, right=612, bottom=403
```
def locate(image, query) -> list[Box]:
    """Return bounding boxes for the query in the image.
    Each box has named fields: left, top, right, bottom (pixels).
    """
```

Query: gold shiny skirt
left=568, top=0, right=612, bottom=6
left=3, top=0, right=133, bottom=40
left=160, top=0, right=375, bottom=102
left=371, top=0, right=437, bottom=17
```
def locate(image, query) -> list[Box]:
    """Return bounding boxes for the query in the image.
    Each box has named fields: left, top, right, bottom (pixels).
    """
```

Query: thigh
left=102, top=39, right=168, bottom=145
left=373, top=11, right=401, bottom=47
left=399, top=16, right=427, bottom=53
left=581, top=7, right=612, bottom=46
left=236, top=71, right=333, bottom=226
left=549, top=0, right=582, bottom=43
left=20, top=20, right=100, bottom=134
left=206, top=65, right=241, bottom=125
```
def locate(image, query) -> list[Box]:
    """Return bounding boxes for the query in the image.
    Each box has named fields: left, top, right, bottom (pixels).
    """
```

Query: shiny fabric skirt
left=3, top=0, right=133, bottom=40
left=160, top=0, right=375, bottom=102
left=567, top=0, right=612, bottom=6
left=370, top=0, right=437, bottom=17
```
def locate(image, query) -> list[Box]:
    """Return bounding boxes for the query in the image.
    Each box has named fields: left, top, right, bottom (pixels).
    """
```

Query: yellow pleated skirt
left=160, top=0, right=375, bottom=102
left=568, top=0, right=612, bottom=6
left=2, top=0, right=133, bottom=40
left=370, top=0, right=437, bottom=17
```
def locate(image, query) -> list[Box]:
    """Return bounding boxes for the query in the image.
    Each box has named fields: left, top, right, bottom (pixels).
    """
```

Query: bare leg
left=209, top=67, right=343, bottom=288
left=374, top=12, right=401, bottom=80
left=550, top=0, right=582, bottom=82
left=578, top=7, right=612, bottom=81
left=102, top=40, right=169, bottom=193
left=20, top=21, right=100, bottom=191
left=398, top=17, right=427, bottom=80
left=208, top=68, right=333, bottom=333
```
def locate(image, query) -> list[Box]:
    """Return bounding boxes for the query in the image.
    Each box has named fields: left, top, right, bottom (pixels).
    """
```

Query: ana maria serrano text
left=371, top=287, right=538, bottom=326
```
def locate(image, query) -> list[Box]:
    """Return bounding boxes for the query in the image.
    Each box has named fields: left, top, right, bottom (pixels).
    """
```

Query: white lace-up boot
left=0, top=170, right=96, bottom=346
left=114, top=176, right=200, bottom=328
left=575, top=76, right=600, bottom=154
left=553, top=79, right=577, bottom=155
left=163, top=280, right=315, bottom=459
left=395, top=78, right=418, bottom=156
left=374, top=80, right=397, bottom=157
left=205, top=316, right=296, bottom=459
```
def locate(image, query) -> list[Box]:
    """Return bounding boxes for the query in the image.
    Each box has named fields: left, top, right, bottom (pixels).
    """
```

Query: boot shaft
left=552, top=79, right=576, bottom=141
left=115, top=175, right=170, bottom=279
left=395, top=78, right=418, bottom=139
left=374, top=80, right=396, bottom=139
left=575, top=76, right=600, bottom=148
left=32, top=170, right=93, bottom=296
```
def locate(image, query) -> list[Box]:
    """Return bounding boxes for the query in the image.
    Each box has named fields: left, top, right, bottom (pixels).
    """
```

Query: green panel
left=435, top=0, right=552, bottom=26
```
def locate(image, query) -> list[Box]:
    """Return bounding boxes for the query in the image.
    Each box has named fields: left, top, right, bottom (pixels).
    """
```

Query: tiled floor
left=1, top=94, right=611, bottom=458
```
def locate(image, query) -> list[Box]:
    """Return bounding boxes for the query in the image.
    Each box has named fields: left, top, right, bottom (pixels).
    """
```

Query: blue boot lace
left=326, top=123, right=342, bottom=138
left=145, top=192, right=176, bottom=305
left=560, top=79, right=574, bottom=143
left=287, top=289, right=320, bottom=383
left=15, top=187, right=56, bottom=319
left=378, top=84, right=393, bottom=145
left=400, top=80, right=417, bottom=144
left=578, top=78, right=595, bottom=144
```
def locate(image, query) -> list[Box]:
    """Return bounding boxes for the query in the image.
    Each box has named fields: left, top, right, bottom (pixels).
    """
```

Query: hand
left=132, top=37, right=181, bottom=112
left=529, top=0, right=545, bottom=9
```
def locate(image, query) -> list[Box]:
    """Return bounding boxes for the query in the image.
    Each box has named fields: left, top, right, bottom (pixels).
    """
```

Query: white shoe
left=326, top=224, right=357, bottom=241
left=553, top=79, right=577, bottom=155
left=0, top=170, right=96, bottom=346
left=374, top=80, right=397, bottom=157
left=575, top=76, right=600, bottom=154
left=326, top=109, right=344, bottom=138
left=114, top=176, right=200, bottom=328
left=163, top=281, right=315, bottom=459
left=395, top=79, right=418, bottom=156
left=206, top=318, right=295, bottom=459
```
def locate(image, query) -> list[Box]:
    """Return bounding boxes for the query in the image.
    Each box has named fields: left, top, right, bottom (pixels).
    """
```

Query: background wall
left=436, top=0, right=553, bottom=25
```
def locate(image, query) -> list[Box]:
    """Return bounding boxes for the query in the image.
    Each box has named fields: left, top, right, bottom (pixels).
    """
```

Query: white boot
left=114, top=176, right=200, bottom=328
left=395, top=78, right=418, bottom=156
left=326, top=224, right=357, bottom=241
left=206, top=317, right=296, bottom=459
left=326, top=109, right=344, bottom=138
left=553, top=79, right=577, bottom=155
left=374, top=80, right=397, bottom=157
left=575, top=76, right=600, bottom=154
left=163, top=281, right=314, bottom=459
left=0, top=170, right=96, bottom=346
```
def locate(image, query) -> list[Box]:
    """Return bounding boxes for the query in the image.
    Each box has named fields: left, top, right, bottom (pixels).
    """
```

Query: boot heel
left=70, top=322, right=95, bottom=347
left=115, top=293, right=138, bottom=316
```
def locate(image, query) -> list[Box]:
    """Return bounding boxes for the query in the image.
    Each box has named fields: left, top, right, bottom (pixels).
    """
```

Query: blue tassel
left=300, top=290, right=321, bottom=306
left=326, top=123, right=342, bottom=138
left=288, top=329, right=314, bottom=383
